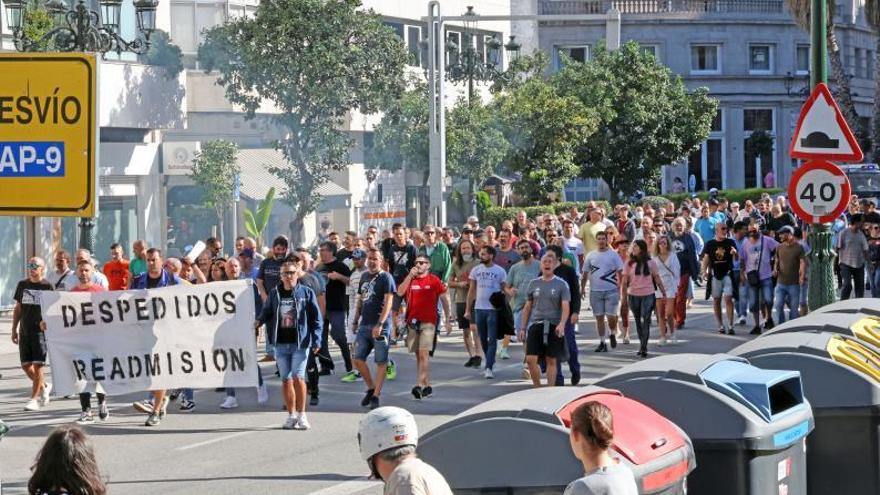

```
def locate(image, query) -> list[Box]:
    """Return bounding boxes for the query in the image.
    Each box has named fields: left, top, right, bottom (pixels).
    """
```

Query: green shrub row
left=662, top=188, right=784, bottom=206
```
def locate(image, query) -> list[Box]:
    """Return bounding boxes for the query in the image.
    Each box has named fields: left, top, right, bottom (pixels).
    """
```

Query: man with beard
left=740, top=219, right=779, bottom=334
left=670, top=218, right=700, bottom=329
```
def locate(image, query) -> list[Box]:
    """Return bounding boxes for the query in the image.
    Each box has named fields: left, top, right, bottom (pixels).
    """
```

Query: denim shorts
left=354, top=322, right=390, bottom=364
left=275, top=343, right=308, bottom=380
left=589, top=289, right=620, bottom=316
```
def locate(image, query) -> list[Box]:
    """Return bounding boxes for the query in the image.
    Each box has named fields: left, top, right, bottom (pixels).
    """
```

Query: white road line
left=306, top=479, right=380, bottom=495
left=176, top=423, right=277, bottom=451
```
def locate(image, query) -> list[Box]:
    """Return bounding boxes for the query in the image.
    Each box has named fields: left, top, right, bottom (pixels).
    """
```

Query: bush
left=640, top=196, right=673, bottom=211
left=663, top=188, right=784, bottom=207
left=481, top=200, right=613, bottom=227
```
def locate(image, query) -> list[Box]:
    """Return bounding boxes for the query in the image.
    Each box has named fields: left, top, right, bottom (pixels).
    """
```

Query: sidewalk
left=0, top=314, right=15, bottom=356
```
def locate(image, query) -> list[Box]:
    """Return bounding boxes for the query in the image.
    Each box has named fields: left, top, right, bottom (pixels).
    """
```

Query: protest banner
left=39, top=279, right=257, bottom=395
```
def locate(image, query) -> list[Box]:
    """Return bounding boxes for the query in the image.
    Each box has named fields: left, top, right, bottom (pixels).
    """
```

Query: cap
left=778, top=225, right=795, bottom=235
left=239, top=248, right=255, bottom=258
left=708, top=198, right=720, bottom=206
left=351, top=249, right=366, bottom=259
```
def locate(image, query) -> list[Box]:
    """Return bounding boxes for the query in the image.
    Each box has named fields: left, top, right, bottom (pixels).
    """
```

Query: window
left=363, top=131, right=374, bottom=150
left=744, top=109, right=773, bottom=131
left=796, top=44, right=810, bottom=75
left=691, top=44, right=720, bottom=74
left=406, top=25, right=422, bottom=67
left=749, top=44, right=773, bottom=74
left=711, top=110, right=723, bottom=132
left=854, top=48, right=865, bottom=78
left=555, top=45, right=589, bottom=70
left=640, top=44, right=658, bottom=60
left=688, top=109, right=725, bottom=191
left=564, top=178, right=600, bottom=201
left=859, top=117, right=872, bottom=154
left=744, top=109, right=775, bottom=188
left=384, top=21, right=404, bottom=39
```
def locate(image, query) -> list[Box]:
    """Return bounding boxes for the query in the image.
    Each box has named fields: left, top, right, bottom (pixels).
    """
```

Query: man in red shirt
left=70, top=259, right=110, bottom=422
left=396, top=254, right=452, bottom=400
left=103, top=243, right=130, bottom=290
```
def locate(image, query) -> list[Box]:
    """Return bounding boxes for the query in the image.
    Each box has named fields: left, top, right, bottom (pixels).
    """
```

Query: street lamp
left=6, top=0, right=160, bottom=254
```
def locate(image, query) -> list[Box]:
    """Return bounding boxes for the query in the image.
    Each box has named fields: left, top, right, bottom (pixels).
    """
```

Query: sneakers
left=340, top=371, right=361, bottom=383
left=764, top=317, right=775, bottom=330
left=521, top=367, right=531, bottom=380
left=98, top=403, right=110, bottom=420
left=750, top=325, right=762, bottom=335
left=283, top=415, right=297, bottom=430
left=168, top=389, right=181, bottom=402
left=77, top=411, right=95, bottom=424
left=309, top=395, right=319, bottom=406
left=361, top=389, right=375, bottom=407
left=718, top=327, right=727, bottom=334
left=385, top=361, right=397, bottom=381
left=609, top=334, right=617, bottom=349
left=484, top=368, right=495, bottom=379
left=727, top=328, right=736, bottom=335
left=259, top=355, right=276, bottom=363
left=623, top=336, right=630, bottom=345
left=411, top=386, right=423, bottom=400
left=464, top=356, right=476, bottom=368
left=737, top=315, right=748, bottom=326
left=499, top=347, right=511, bottom=360
left=594, top=342, right=608, bottom=352
left=24, top=399, right=41, bottom=411
left=133, top=399, right=153, bottom=414
left=659, top=337, right=667, bottom=347
left=472, top=356, right=483, bottom=368
left=422, top=386, right=433, bottom=398
left=220, top=396, right=239, bottom=409
left=369, top=396, right=380, bottom=409
left=294, top=414, right=311, bottom=430
left=258, top=383, right=269, bottom=404
left=671, top=334, right=678, bottom=345
left=571, top=370, right=582, bottom=386
left=40, top=382, right=52, bottom=406
left=145, top=413, right=161, bottom=426
left=179, top=399, right=195, bottom=412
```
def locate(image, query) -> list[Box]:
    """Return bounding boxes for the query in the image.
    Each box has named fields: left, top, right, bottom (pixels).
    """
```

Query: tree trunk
left=288, top=213, right=305, bottom=247
left=216, top=208, right=225, bottom=248
left=873, top=38, right=880, bottom=162
left=828, top=22, right=862, bottom=137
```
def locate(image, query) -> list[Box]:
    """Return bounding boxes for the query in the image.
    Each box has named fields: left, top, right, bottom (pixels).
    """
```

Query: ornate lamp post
left=4, top=0, right=159, bottom=253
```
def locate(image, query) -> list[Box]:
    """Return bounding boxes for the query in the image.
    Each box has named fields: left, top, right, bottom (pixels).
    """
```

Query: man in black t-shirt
left=12, top=257, right=53, bottom=412
left=385, top=224, right=417, bottom=334
left=315, top=241, right=354, bottom=380
left=701, top=223, right=739, bottom=335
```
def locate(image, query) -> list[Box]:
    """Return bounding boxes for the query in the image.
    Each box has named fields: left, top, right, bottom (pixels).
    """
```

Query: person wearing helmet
left=358, top=406, right=452, bottom=495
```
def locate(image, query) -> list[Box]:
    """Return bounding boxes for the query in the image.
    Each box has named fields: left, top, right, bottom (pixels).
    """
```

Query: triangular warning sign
left=789, top=83, right=863, bottom=162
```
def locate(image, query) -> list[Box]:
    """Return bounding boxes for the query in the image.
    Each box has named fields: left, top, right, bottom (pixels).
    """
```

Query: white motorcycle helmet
left=358, top=406, right=419, bottom=461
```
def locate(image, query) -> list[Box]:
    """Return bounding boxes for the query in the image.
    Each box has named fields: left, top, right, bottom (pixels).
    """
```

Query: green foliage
left=199, top=0, right=408, bottom=242
left=475, top=191, right=493, bottom=215
left=190, top=140, right=240, bottom=213
left=663, top=188, right=784, bottom=206
left=446, top=96, right=509, bottom=185
left=745, top=129, right=775, bottom=157
left=366, top=79, right=428, bottom=174
left=640, top=196, right=675, bottom=211
left=243, top=187, right=276, bottom=248
left=140, top=30, right=184, bottom=80
left=552, top=41, right=718, bottom=198
left=23, top=2, right=53, bottom=50
left=482, top=201, right=613, bottom=227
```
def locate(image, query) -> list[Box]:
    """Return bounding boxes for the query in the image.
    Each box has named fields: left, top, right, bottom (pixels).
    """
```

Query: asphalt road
left=0, top=292, right=751, bottom=495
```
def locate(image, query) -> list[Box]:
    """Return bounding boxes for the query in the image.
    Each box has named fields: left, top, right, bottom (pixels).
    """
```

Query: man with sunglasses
left=702, top=223, right=738, bottom=335
left=12, top=257, right=53, bottom=411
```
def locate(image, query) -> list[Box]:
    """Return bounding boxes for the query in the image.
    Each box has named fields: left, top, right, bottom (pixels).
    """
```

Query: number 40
left=800, top=182, right=836, bottom=202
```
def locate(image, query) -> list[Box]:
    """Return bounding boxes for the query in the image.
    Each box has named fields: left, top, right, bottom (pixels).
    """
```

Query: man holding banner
left=255, top=256, right=323, bottom=430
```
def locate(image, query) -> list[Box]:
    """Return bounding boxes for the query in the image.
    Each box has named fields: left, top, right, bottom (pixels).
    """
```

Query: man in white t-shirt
left=584, top=231, right=624, bottom=352
left=562, top=219, right=585, bottom=272
left=464, top=245, right=508, bottom=379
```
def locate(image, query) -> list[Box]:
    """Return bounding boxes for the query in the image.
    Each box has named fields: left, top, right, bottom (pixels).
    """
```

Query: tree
left=866, top=0, right=880, bottom=161
left=786, top=0, right=861, bottom=137
left=189, top=140, right=240, bottom=244
left=243, top=187, right=276, bottom=249
left=446, top=95, right=509, bottom=205
left=492, top=69, right=597, bottom=204
left=199, top=0, right=408, bottom=244
left=140, top=30, right=184, bottom=80
left=553, top=42, right=718, bottom=198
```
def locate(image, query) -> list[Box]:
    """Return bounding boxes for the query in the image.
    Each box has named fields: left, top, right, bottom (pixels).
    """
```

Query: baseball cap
left=351, top=249, right=366, bottom=259
left=778, top=226, right=795, bottom=235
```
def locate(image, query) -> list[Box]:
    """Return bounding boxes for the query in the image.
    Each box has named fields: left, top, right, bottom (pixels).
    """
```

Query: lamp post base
left=807, top=224, right=837, bottom=311
left=78, top=217, right=96, bottom=255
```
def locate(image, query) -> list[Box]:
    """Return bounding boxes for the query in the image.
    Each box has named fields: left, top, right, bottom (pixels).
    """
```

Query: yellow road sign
left=0, top=53, right=97, bottom=217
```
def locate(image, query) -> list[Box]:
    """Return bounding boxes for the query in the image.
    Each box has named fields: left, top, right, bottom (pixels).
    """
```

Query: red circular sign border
left=788, top=159, right=851, bottom=224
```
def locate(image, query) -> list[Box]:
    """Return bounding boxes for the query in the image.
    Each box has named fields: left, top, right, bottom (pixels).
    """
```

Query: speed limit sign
left=788, top=160, right=851, bottom=223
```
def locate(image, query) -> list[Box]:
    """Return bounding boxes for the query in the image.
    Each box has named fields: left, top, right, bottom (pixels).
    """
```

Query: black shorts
left=526, top=322, right=566, bottom=359
left=392, top=293, right=404, bottom=312
left=456, top=302, right=470, bottom=329
left=19, top=329, right=47, bottom=365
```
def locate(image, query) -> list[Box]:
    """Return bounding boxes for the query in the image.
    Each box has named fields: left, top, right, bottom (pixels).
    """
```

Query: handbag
left=746, top=237, right=764, bottom=287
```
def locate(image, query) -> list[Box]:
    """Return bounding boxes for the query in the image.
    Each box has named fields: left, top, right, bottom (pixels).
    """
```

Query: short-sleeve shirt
left=701, top=238, right=738, bottom=280
left=776, top=242, right=805, bottom=285
left=386, top=243, right=418, bottom=285
left=103, top=260, right=130, bottom=290
left=741, top=235, right=778, bottom=279
left=494, top=248, right=522, bottom=273
left=46, top=269, right=77, bottom=290
left=14, top=279, right=52, bottom=333
left=469, top=263, right=508, bottom=311
left=584, top=249, right=625, bottom=292
left=129, top=257, right=147, bottom=278
left=563, top=462, right=639, bottom=495
left=526, top=276, right=571, bottom=325
left=506, top=260, right=541, bottom=312
left=257, top=257, right=285, bottom=293
left=358, top=271, right=396, bottom=326
left=405, top=273, right=447, bottom=325
left=316, top=260, right=352, bottom=312
left=579, top=221, right=606, bottom=254
left=71, top=284, right=106, bottom=293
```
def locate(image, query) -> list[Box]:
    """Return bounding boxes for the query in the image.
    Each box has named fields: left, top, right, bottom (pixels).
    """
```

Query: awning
left=237, top=148, right=351, bottom=209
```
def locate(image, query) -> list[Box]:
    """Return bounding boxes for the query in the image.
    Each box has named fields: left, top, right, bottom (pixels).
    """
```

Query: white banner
left=39, top=279, right=257, bottom=396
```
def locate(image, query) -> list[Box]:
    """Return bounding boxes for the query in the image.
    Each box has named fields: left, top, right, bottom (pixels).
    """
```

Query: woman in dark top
left=29, top=426, right=106, bottom=495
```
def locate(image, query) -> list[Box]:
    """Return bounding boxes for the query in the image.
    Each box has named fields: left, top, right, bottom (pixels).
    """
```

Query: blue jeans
left=275, top=343, right=308, bottom=380
left=554, top=321, right=580, bottom=385
left=475, top=309, right=498, bottom=370
left=748, top=278, right=774, bottom=314
left=872, top=268, right=880, bottom=298
left=736, top=275, right=750, bottom=319
left=774, top=283, right=800, bottom=324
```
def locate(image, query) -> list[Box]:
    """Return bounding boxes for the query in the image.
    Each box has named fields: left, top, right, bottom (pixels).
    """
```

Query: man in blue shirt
left=695, top=205, right=719, bottom=244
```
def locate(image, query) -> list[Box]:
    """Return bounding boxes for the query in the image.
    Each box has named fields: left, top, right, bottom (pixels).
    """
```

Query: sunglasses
left=281, top=271, right=298, bottom=276
left=27, top=263, right=43, bottom=270
left=424, top=231, right=436, bottom=235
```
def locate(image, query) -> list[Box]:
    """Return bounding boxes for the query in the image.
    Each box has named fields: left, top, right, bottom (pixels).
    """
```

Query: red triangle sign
left=789, top=83, right=863, bottom=162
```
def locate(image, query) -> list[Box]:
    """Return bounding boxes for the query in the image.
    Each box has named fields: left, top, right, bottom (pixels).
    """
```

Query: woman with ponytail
left=565, top=401, right=638, bottom=495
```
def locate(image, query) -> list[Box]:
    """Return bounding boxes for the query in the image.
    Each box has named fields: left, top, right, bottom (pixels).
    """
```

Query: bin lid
left=766, top=313, right=880, bottom=349
left=731, top=332, right=880, bottom=408
left=556, top=391, right=688, bottom=465
left=699, top=360, right=805, bottom=423
left=813, top=297, right=880, bottom=317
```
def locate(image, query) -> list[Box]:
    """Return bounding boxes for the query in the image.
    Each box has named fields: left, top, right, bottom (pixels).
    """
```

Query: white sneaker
left=40, top=382, right=52, bottom=406
left=220, top=396, right=239, bottom=409
left=737, top=315, right=747, bottom=326
left=283, top=415, right=297, bottom=430
left=623, top=336, right=630, bottom=345
left=77, top=411, right=95, bottom=424
left=671, top=334, right=678, bottom=344
left=521, top=367, right=531, bottom=380
left=484, top=368, right=495, bottom=379
left=257, top=384, right=269, bottom=405
left=294, top=414, right=311, bottom=430
left=499, top=347, right=510, bottom=360
left=659, top=337, right=667, bottom=347
left=24, top=399, right=41, bottom=411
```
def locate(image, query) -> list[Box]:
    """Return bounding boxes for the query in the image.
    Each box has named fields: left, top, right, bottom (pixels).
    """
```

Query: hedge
left=481, top=200, right=612, bottom=227
left=663, top=188, right=784, bottom=207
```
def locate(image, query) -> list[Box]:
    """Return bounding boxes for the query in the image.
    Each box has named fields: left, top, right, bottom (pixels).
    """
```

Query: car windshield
left=847, top=172, right=880, bottom=193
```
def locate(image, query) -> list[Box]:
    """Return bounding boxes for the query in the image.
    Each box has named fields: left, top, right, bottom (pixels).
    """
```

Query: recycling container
left=812, top=297, right=880, bottom=317
left=595, top=353, right=814, bottom=495
left=764, top=312, right=880, bottom=349
left=731, top=331, right=880, bottom=495
left=418, top=386, right=695, bottom=495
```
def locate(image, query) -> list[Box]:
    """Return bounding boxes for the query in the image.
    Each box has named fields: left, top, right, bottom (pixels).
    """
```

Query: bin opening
left=768, top=376, right=804, bottom=416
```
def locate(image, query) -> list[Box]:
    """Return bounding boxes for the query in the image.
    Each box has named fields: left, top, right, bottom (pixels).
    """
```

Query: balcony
left=539, top=0, right=785, bottom=15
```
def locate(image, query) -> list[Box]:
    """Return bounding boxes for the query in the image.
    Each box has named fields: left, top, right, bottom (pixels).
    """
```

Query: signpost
left=0, top=53, right=97, bottom=217
left=788, top=160, right=851, bottom=224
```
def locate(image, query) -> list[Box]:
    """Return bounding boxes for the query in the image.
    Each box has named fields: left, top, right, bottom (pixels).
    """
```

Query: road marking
left=176, top=423, right=278, bottom=451
left=306, top=479, right=380, bottom=495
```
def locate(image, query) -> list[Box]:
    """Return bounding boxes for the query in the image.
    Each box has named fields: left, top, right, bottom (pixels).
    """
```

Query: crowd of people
left=9, top=191, right=878, bottom=430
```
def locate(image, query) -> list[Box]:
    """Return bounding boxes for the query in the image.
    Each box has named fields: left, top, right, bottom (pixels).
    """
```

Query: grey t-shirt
left=563, top=463, right=639, bottom=495
left=506, top=260, right=541, bottom=312
left=526, top=275, right=570, bottom=325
